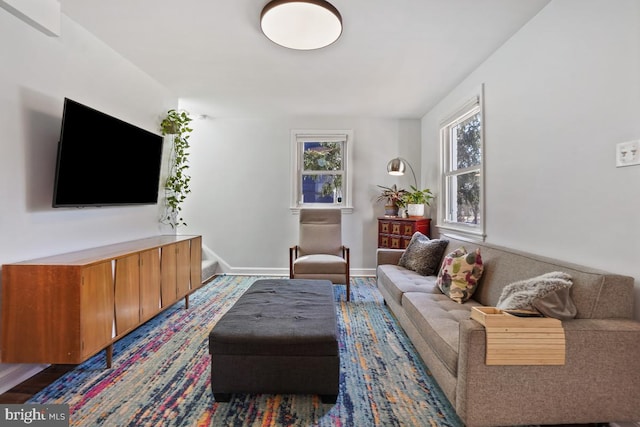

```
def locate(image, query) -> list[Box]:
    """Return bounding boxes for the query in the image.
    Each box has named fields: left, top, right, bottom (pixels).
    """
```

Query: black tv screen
left=53, top=98, right=164, bottom=207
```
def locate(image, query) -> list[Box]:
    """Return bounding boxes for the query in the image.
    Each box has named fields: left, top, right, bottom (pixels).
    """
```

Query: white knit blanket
left=496, top=271, right=573, bottom=312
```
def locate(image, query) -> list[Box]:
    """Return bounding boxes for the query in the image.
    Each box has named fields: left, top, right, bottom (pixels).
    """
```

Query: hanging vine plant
left=160, top=109, right=193, bottom=228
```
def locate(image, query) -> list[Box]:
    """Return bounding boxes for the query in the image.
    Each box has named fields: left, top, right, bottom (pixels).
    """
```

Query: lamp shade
left=260, top=0, right=342, bottom=50
left=387, top=157, right=417, bottom=188
left=387, top=158, right=406, bottom=176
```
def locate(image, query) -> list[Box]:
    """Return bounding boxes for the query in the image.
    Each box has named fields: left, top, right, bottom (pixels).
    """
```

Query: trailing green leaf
left=160, top=109, right=193, bottom=228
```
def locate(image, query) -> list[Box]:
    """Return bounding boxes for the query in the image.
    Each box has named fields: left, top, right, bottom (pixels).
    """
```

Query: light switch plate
left=616, top=140, right=640, bottom=167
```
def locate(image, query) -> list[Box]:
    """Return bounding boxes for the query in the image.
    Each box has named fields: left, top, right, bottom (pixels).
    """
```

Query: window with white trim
left=440, top=92, right=484, bottom=237
left=290, top=130, right=353, bottom=211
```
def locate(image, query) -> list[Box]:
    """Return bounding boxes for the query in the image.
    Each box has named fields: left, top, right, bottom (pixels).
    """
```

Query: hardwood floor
left=0, top=365, right=74, bottom=403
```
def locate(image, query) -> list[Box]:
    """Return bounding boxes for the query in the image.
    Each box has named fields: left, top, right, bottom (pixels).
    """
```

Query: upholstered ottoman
left=208, top=279, right=340, bottom=403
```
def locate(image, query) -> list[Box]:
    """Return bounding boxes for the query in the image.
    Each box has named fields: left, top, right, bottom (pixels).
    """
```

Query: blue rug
left=28, top=276, right=463, bottom=426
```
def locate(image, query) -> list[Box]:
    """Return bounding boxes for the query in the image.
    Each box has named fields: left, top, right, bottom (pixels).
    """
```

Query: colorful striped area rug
left=28, top=276, right=463, bottom=426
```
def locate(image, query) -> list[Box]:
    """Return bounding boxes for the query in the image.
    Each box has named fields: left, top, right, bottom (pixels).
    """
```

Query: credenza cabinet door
left=80, top=262, right=114, bottom=360
left=1, top=265, right=83, bottom=363
left=114, top=255, right=140, bottom=337
left=139, top=249, right=161, bottom=322
left=161, top=245, right=177, bottom=307
left=176, top=240, right=191, bottom=299
left=161, top=240, right=192, bottom=304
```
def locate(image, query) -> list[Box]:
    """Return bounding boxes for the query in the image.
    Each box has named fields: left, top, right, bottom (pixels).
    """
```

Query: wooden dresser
left=378, top=217, right=431, bottom=249
left=0, top=235, right=202, bottom=367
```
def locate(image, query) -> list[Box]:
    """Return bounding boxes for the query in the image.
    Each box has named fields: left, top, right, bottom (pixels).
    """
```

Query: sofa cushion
left=398, top=233, right=449, bottom=276
left=377, top=264, right=439, bottom=305
left=402, top=291, right=482, bottom=376
left=293, top=254, right=347, bottom=274
left=437, top=247, right=484, bottom=303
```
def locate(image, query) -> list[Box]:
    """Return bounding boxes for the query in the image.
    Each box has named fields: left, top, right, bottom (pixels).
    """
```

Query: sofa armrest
left=456, top=318, right=640, bottom=426
left=376, top=248, right=404, bottom=266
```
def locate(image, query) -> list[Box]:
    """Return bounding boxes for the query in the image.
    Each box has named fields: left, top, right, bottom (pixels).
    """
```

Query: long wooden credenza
left=0, top=235, right=202, bottom=368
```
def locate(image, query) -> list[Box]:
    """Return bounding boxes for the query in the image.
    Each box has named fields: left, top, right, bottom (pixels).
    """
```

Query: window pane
left=446, top=171, right=481, bottom=225
left=452, top=112, right=481, bottom=170
left=303, top=141, right=343, bottom=171
left=301, top=174, right=343, bottom=204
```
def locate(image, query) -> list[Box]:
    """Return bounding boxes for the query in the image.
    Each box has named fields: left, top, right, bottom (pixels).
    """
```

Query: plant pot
left=384, top=204, right=399, bottom=217
left=407, top=204, right=424, bottom=217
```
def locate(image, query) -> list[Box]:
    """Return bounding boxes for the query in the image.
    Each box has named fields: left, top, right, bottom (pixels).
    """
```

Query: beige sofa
left=376, top=233, right=640, bottom=427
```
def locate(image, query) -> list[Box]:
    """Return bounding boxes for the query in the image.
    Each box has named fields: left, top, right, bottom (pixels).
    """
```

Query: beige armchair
left=289, top=208, right=350, bottom=301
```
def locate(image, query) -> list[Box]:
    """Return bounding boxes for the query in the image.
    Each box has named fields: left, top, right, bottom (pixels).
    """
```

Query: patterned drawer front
left=402, top=224, right=414, bottom=236
left=379, top=222, right=391, bottom=233
left=401, top=237, right=412, bottom=248
left=392, top=223, right=401, bottom=235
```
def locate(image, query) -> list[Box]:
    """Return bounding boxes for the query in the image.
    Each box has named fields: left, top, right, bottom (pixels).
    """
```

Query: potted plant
left=376, top=184, right=407, bottom=217
left=401, top=185, right=434, bottom=217
left=160, top=109, right=193, bottom=228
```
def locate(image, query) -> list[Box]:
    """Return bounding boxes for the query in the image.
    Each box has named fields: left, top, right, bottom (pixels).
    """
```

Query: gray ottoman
left=208, top=279, right=340, bottom=403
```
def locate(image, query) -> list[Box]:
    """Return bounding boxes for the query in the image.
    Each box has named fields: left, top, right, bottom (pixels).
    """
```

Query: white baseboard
left=0, top=363, right=48, bottom=394
left=218, top=269, right=376, bottom=278
left=205, top=247, right=377, bottom=278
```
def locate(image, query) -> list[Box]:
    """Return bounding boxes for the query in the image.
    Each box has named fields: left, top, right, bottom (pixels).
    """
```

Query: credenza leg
left=106, top=344, right=113, bottom=368
left=185, top=295, right=189, bottom=310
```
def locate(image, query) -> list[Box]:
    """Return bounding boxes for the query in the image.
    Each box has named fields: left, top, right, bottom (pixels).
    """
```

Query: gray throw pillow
left=398, top=233, right=449, bottom=276
left=496, top=271, right=577, bottom=320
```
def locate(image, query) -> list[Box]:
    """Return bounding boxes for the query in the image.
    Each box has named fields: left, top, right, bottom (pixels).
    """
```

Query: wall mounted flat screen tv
left=53, top=98, right=164, bottom=207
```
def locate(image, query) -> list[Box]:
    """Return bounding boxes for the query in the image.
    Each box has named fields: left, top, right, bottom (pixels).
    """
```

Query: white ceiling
left=59, top=0, right=551, bottom=119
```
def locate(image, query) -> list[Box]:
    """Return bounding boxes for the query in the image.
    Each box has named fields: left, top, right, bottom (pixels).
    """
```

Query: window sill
left=436, top=223, right=485, bottom=241
left=290, top=206, right=353, bottom=215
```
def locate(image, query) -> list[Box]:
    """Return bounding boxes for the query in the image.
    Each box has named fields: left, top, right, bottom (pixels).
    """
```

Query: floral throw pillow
left=398, top=232, right=449, bottom=276
left=437, top=246, right=484, bottom=303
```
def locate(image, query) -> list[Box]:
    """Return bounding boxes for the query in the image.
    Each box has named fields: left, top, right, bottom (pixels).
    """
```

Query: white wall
left=177, top=111, right=421, bottom=276
left=0, top=10, right=176, bottom=391
left=422, top=0, right=640, bottom=320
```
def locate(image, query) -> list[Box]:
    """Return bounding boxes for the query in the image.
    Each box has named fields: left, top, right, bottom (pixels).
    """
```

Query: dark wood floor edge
left=0, top=364, right=75, bottom=404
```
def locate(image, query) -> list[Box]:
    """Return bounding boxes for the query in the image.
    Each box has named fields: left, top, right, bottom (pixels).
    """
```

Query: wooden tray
left=471, top=307, right=565, bottom=365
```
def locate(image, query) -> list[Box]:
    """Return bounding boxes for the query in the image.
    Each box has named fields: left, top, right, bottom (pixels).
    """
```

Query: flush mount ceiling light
left=260, top=0, right=343, bottom=50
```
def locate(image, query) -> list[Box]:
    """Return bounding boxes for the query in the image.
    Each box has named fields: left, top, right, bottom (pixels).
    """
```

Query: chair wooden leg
left=345, top=267, right=350, bottom=301
left=345, top=247, right=350, bottom=301
left=289, top=246, right=297, bottom=279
